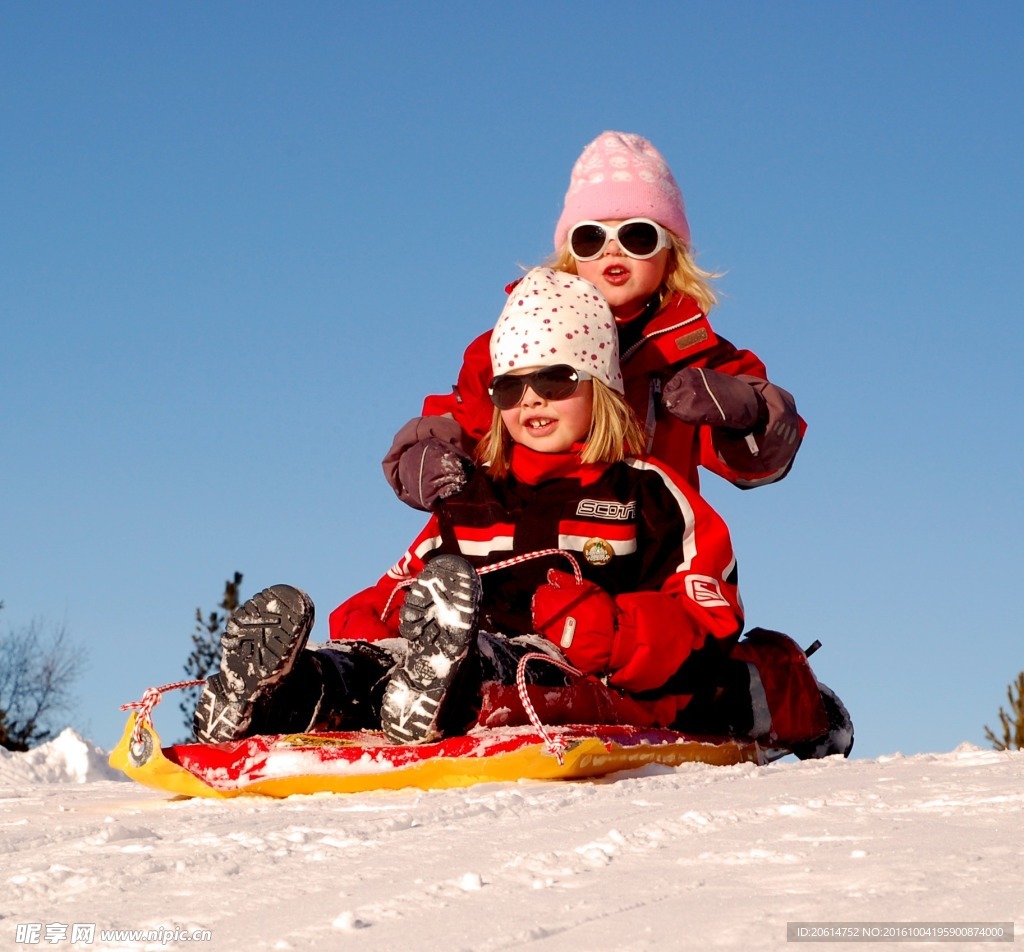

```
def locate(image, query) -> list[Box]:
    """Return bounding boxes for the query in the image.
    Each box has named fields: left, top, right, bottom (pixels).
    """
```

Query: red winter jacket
left=331, top=443, right=743, bottom=715
left=385, top=293, right=805, bottom=501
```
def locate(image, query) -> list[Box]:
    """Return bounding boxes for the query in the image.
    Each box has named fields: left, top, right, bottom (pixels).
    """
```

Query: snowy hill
left=2, top=732, right=1021, bottom=950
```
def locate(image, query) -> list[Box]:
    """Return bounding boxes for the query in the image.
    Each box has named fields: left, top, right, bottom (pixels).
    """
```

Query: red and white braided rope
left=381, top=548, right=582, bottom=622
left=478, top=548, right=582, bottom=584
left=380, top=578, right=414, bottom=622
left=120, top=678, right=205, bottom=748
left=515, top=652, right=585, bottom=765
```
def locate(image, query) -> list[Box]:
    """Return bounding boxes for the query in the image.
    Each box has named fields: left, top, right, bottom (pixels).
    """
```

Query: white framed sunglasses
left=567, top=218, right=671, bottom=261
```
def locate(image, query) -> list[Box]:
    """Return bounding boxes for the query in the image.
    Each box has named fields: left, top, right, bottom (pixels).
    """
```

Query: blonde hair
left=545, top=232, right=720, bottom=316
left=477, top=378, right=647, bottom=479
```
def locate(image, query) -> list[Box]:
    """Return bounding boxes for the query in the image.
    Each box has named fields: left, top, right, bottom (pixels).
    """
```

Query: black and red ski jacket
left=331, top=443, right=743, bottom=704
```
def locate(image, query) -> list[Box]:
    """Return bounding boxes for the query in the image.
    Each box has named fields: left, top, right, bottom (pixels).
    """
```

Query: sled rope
left=478, top=548, right=583, bottom=584
left=380, top=579, right=415, bottom=621
left=381, top=548, right=583, bottom=621
left=515, top=652, right=585, bottom=765
left=120, top=679, right=205, bottom=750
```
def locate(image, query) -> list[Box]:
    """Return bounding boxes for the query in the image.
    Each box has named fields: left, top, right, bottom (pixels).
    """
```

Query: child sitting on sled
left=193, top=269, right=851, bottom=758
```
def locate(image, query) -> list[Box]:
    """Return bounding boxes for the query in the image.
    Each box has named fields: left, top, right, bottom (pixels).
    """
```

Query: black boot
left=193, top=584, right=314, bottom=743
left=670, top=658, right=768, bottom=738
left=380, top=555, right=482, bottom=744
left=790, top=684, right=854, bottom=759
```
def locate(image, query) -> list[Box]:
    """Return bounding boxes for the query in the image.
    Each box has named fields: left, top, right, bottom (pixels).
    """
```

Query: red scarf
left=508, top=443, right=608, bottom=487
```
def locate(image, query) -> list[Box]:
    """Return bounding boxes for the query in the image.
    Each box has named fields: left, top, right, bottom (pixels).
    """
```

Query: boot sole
left=381, top=555, right=481, bottom=744
left=193, top=673, right=251, bottom=744
left=193, top=584, right=314, bottom=743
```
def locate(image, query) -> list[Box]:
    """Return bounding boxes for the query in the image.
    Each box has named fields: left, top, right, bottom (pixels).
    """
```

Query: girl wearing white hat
left=196, top=269, right=755, bottom=750
left=196, top=268, right=849, bottom=759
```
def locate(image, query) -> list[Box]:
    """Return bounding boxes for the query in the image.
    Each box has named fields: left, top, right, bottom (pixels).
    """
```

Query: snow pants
left=252, top=627, right=830, bottom=750
left=249, top=631, right=572, bottom=736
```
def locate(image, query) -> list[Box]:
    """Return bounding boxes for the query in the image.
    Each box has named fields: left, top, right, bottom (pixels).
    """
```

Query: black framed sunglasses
left=567, top=218, right=670, bottom=261
left=488, top=365, right=592, bottom=410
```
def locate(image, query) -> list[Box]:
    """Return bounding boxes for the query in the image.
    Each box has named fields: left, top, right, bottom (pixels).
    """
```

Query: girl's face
left=499, top=372, right=593, bottom=454
left=573, top=219, right=671, bottom=321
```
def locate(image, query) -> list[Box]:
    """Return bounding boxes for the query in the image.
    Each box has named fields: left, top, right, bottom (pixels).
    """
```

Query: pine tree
left=984, top=672, right=1024, bottom=751
left=179, top=573, right=243, bottom=737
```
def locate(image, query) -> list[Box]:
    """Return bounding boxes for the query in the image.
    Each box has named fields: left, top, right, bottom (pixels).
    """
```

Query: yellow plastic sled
left=109, top=714, right=767, bottom=799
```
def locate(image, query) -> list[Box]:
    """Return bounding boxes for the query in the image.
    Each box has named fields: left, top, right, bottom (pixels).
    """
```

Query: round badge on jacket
left=583, top=537, right=613, bottom=566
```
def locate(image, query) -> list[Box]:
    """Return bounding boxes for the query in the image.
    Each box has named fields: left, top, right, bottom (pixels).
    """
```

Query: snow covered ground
left=2, top=731, right=1021, bottom=951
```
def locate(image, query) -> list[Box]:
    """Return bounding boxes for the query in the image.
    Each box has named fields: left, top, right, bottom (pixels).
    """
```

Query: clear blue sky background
left=3, top=2, right=1021, bottom=759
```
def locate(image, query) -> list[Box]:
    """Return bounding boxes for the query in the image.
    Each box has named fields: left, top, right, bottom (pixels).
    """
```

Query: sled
left=109, top=713, right=768, bottom=799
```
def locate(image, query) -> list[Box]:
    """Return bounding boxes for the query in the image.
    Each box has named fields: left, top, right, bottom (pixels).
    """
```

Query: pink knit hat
left=491, top=268, right=623, bottom=393
left=553, top=131, right=690, bottom=250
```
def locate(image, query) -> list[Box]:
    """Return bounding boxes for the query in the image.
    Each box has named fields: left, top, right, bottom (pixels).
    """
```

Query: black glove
left=395, top=438, right=473, bottom=511
left=662, top=367, right=767, bottom=432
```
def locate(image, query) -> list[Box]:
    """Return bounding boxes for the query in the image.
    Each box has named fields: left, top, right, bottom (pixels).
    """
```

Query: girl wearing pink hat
left=385, top=131, right=805, bottom=512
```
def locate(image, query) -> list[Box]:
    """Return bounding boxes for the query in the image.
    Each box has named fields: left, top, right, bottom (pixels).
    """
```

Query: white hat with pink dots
left=490, top=268, right=623, bottom=394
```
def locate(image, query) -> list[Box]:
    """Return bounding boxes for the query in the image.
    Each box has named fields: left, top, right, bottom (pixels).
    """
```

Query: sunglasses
left=568, top=218, right=670, bottom=261
left=488, top=365, right=592, bottom=410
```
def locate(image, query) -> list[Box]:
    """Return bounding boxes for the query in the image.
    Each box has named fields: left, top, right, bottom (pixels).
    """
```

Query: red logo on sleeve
left=685, top=575, right=731, bottom=609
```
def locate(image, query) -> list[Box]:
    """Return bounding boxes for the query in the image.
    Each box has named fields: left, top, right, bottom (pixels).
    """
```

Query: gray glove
left=661, top=367, right=767, bottom=432
left=396, top=438, right=472, bottom=511
left=382, top=416, right=473, bottom=511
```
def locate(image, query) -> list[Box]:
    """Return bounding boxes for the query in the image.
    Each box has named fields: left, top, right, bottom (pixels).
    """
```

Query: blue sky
left=2, top=2, right=1022, bottom=759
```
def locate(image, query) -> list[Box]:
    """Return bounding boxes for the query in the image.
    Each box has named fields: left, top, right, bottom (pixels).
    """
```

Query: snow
left=2, top=731, right=1022, bottom=951
left=0, top=729, right=122, bottom=785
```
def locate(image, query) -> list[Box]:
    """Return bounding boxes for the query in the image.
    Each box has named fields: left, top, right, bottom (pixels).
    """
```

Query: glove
left=662, top=367, right=767, bottom=431
left=383, top=416, right=473, bottom=511
left=396, top=438, right=473, bottom=511
left=531, top=569, right=618, bottom=676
